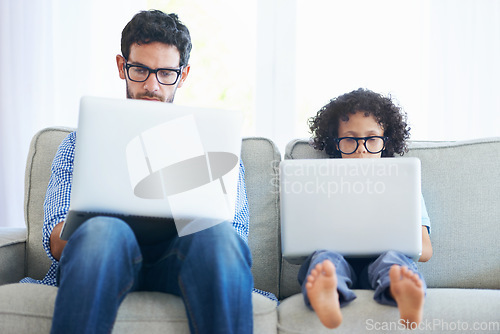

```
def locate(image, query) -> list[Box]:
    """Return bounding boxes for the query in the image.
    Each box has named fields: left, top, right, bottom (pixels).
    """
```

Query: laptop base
left=61, top=211, right=178, bottom=245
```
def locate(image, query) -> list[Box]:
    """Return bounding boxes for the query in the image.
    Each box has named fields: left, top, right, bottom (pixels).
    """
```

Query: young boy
left=301, top=88, right=433, bottom=329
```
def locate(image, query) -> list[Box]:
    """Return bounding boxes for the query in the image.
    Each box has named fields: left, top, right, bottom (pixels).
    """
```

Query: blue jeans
left=298, top=250, right=426, bottom=308
left=51, top=216, right=253, bottom=334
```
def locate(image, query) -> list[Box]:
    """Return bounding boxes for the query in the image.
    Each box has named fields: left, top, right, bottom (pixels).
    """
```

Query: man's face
left=116, top=42, right=190, bottom=103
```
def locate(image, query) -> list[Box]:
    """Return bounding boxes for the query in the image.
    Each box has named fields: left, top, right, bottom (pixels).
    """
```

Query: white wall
left=1, top=0, right=499, bottom=228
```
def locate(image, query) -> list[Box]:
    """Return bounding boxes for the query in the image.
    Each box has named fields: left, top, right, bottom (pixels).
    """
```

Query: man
left=22, top=10, right=256, bottom=334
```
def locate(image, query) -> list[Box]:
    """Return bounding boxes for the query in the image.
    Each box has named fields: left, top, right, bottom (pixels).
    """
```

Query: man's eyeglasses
left=124, top=63, right=183, bottom=85
left=334, top=136, right=387, bottom=155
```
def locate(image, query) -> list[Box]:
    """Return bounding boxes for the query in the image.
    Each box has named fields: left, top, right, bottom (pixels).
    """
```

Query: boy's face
left=116, top=41, right=190, bottom=103
left=337, top=111, right=385, bottom=159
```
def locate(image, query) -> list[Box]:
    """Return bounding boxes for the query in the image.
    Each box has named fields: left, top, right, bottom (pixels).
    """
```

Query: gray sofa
left=0, top=127, right=499, bottom=333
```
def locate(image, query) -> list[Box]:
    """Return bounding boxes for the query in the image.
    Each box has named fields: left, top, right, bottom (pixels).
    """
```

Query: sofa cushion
left=0, top=284, right=278, bottom=334
left=24, top=127, right=73, bottom=280
left=0, top=228, right=26, bottom=284
left=405, top=138, right=500, bottom=289
left=278, top=289, right=500, bottom=333
left=242, top=137, right=282, bottom=296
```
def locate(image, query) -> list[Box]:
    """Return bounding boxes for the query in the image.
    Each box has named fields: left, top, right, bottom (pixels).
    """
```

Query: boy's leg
left=368, top=250, right=426, bottom=328
left=298, top=250, right=357, bottom=307
left=297, top=251, right=356, bottom=328
left=389, top=265, right=425, bottom=328
left=304, top=260, right=343, bottom=328
left=139, top=220, right=253, bottom=334
left=51, top=217, right=142, bottom=334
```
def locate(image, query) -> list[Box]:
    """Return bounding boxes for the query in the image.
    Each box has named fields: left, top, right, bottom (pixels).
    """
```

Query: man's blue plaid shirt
left=21, top=131, right=277, bottom=302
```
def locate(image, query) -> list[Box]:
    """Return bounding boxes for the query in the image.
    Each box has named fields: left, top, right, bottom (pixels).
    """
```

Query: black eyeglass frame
left=124, top=62, right=184, bottom=86
left=334, top=136, right=388, bottom=155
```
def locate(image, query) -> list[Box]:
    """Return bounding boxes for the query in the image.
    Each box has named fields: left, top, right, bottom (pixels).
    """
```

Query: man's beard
left=125, top=81, right=176, bottom=103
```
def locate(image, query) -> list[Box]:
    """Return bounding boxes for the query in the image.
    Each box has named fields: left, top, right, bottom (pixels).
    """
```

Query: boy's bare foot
left=305, top=260, right=342, bottom=329
left=389, top=265, right=425, bottom=329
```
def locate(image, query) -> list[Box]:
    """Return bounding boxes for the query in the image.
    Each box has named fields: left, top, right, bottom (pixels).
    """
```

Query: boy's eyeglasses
left=334, top=136, right=387, bottom=155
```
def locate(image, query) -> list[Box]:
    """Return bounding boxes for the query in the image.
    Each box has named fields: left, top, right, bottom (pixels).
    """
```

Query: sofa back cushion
left=405, top=138, right=500, bottom=289
left=280, top=137, right=500, bottom=298
left=24, top=127, right=73, bottom=279
left=241, top=138, right=281, bottom=296
left=24, top=129, right=282, bottom=296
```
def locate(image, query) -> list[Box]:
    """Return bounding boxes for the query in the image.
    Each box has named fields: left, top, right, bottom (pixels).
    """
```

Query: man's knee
left=76, top=216, right=133, bottom=239
left=66, top=217, right=138, bottom=258
left=184, top=221, right=251, bottom=268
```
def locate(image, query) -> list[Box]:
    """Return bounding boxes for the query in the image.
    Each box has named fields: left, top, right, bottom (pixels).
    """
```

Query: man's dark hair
left=308, top=88, right=411, bottom=158
left=121, top=10, right=192, bottom=67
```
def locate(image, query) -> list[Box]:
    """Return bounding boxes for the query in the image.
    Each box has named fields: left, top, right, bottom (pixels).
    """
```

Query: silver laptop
left=60, top=96, right=243, bottom=244
left=280, top=158, right=422, bottom=264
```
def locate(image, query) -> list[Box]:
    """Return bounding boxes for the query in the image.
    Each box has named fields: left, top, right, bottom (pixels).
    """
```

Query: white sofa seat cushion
left=278, top=289, right=500, bottom=333
left=0, top=284, right=277, bottom=334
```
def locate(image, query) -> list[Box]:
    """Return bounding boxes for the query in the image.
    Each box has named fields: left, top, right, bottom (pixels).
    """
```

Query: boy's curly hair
left=308, top=88, right=410, bottom=158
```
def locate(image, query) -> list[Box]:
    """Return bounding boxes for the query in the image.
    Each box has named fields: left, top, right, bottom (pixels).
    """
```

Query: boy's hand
left=419, top=226, right=432, bottom=262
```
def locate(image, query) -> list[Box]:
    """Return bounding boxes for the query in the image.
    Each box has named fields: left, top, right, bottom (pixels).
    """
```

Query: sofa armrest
left=0, top=227, right=26, bottom=285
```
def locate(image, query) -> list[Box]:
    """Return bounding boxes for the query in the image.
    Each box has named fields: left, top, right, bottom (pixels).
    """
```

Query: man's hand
left=50, top=222, right=68, bottom=261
